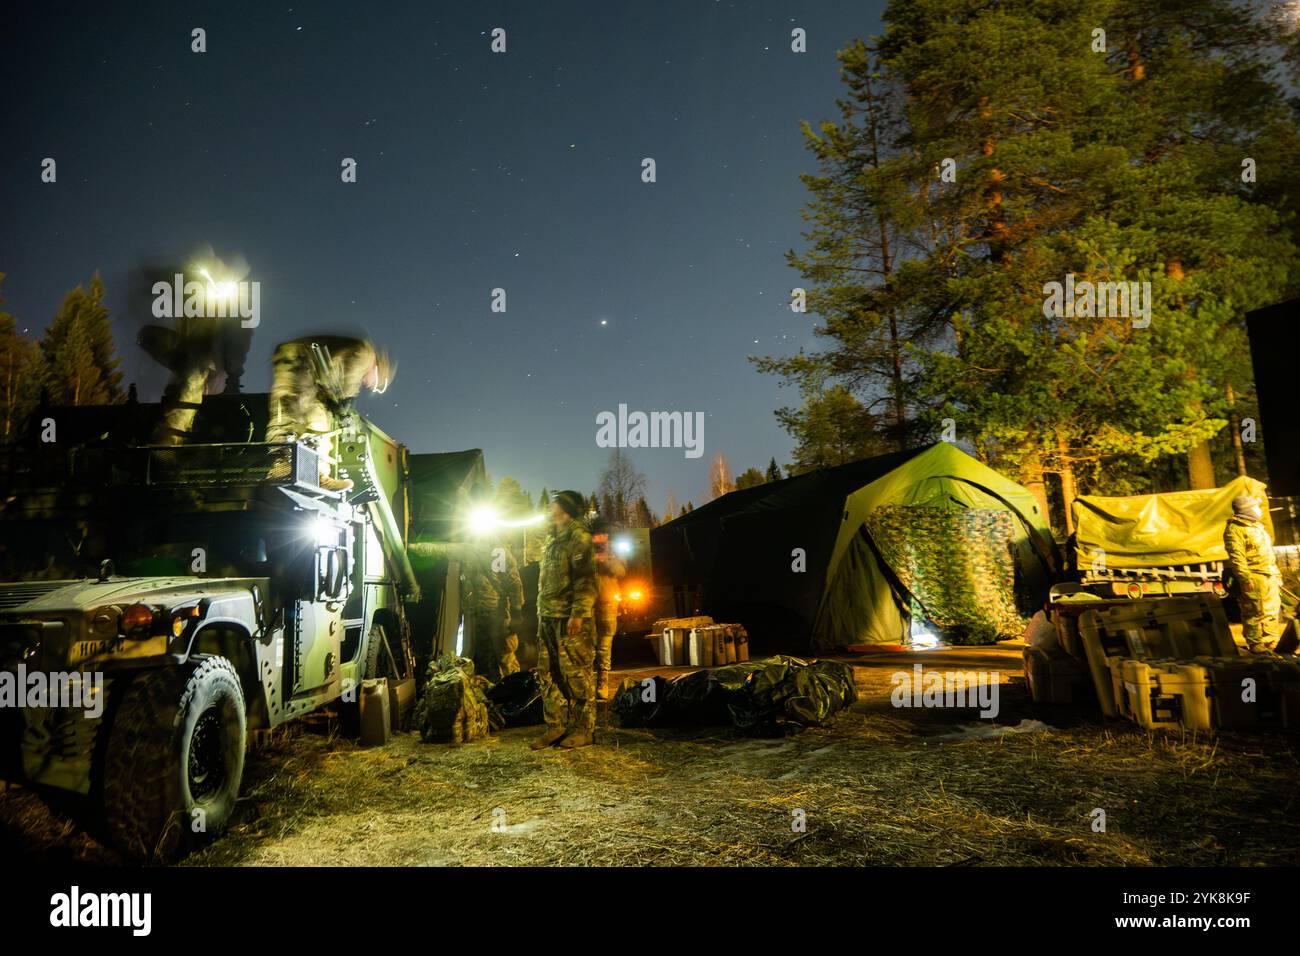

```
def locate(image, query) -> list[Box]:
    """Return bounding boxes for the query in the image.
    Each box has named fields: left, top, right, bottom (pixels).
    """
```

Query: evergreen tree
left=0, top=275, right=41, bottom=440
left=631, top=497, right=657, bottom=528
left=778, top=382, right=888, bottom=474
left=771, top=0, right=1300, bottom=528
left=40, top=273, right=123, bottom=406
left=765, top=458, right=783, bottom=482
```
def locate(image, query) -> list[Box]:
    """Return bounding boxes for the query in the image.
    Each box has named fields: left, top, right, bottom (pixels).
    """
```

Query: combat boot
left=595, top=671, right=610, bottom=702
left=559, top=730, right=593, bottom=749
left=319, top=472, right=354, bottom=493
left=530, top=726, right=567, bottom=750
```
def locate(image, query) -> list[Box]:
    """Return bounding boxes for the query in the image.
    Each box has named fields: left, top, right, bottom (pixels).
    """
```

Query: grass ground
left=2, top=643, right=1298, bottom=866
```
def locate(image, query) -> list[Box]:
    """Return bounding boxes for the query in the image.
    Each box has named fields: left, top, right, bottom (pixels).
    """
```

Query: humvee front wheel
left=103, top=656, right=246, bottom=862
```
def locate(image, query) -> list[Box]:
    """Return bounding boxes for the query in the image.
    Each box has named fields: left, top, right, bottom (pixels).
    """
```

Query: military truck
left=0, top=393, right=441, bottom=860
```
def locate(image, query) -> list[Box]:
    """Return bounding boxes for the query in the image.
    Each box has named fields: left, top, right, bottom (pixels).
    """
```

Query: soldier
left=265, top=335, right=392, bottom=492
left=530, top=489, right=598, bottom=749
left=467, top=540, right=523, bottom=681
left=139, top=315, right=252, bottom=445
left=590, top=520, right=626, bottom=701
left=1224, top=494, right=1284, bottom=653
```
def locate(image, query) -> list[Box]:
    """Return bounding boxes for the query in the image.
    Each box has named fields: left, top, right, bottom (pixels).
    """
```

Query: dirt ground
left=3, top=642, right=1299, bottom=866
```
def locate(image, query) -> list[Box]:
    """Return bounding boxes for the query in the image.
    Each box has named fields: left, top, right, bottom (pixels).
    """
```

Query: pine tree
left=778, top=382, right=888, bottom=474
left=765, top=458, right=783, bottom=482
left=40, top=273, right=123, bottom=406
left=0, top=275, right=41, bottom=440
left=775, top=0, right=1300, bottom=528
left=631, top=497, right=657, bottom=528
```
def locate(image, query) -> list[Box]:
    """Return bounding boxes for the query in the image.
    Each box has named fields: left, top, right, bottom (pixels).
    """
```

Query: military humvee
left=0, top=393, right=434, bottom=860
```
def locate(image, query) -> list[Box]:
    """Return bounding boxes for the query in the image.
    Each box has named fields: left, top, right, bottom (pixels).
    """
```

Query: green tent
left=651, top=443, right=1058, bottom=648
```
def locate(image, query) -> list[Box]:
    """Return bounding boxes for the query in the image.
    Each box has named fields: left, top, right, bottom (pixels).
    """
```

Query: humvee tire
left=103, top=656, right=246, bottom=862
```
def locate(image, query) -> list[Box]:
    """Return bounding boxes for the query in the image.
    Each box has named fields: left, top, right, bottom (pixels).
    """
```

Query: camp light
left=466, top=506, right=545, bottom=536
left=909, top=621, right=941, bottom=650
left=614, top=537, right=633, bottom=556
left=467, top=505, right=500, bottom=536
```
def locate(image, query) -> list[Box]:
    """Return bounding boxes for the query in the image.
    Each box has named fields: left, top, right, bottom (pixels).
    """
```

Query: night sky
left=1, top=0, right=885, bottom=512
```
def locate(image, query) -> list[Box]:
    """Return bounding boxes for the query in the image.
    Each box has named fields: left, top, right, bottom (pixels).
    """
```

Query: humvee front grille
left=0, top=582, right=71, bottom=611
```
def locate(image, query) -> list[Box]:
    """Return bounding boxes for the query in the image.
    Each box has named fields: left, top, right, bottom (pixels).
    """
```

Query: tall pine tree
left=40, top=273, right=123, bottom=406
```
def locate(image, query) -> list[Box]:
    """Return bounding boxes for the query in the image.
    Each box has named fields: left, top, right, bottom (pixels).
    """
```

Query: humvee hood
left=0, top=577, right=257, bottom=614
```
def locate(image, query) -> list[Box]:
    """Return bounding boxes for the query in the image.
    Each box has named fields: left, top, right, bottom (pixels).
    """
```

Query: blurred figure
left=590, top=519, right=626, bottom=701
left=139, top=315, right=253, bottom=444
left=1223, top=494, right=1284, bottom=653
left=264, top=335, right=392, bottom=492
left=468, top=539, right=523, bottom=681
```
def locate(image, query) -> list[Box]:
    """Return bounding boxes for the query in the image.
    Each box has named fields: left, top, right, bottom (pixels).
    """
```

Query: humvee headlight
left=171, top=614, right=186, bottom=638
left=121, top=603, right=155, bottom=635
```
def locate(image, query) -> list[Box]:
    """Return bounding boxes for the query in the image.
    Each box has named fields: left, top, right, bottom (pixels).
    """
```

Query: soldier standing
left=531, top=490, right=598, bottom=749
left=468, top=540, right=523, bottom=681
left=1224, top=494, right=1284, bottom=653
left=265, top=335, right=392, bottom=492
left=590, top=520, right=627, bottom=701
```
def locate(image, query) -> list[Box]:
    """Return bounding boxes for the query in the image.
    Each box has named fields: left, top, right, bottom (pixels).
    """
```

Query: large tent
left=651, top=442, right=1059, bottom=648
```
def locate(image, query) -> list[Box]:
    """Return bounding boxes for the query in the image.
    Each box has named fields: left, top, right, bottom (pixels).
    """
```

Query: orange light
left=629, top=590, right=644, bottom=601
left=121, top=603, right=155, bottom=633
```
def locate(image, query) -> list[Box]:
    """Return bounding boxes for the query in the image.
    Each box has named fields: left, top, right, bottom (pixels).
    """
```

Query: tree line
left=754, top=0, right=1300, bottom=532
left=0, top=273, right=124, bottom=441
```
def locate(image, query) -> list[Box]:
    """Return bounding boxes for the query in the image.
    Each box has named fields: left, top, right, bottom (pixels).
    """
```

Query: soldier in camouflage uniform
left=531, top=490, right=598, bottom=749
left=590, top=521, right=626, bottom=701
left=1224, top=494, right=1285, bottom=652
left=467, top=541, right=523, bottom=681
left=139, top=316, right=252, bottom=445
left=265, top=335, right=392, bottom=492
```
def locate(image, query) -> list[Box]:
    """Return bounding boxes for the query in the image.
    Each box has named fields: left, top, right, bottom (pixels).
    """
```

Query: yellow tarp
left=1072, top=476, right=1272, bottom=569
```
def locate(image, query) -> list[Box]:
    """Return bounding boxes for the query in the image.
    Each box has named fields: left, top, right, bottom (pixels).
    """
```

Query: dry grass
left=4, top=647, right=1300, bottom=866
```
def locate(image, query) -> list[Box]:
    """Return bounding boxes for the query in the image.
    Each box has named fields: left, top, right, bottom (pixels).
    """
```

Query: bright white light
left=467, top=505, right=499, bottom=535
left=311, top=515, right=337, bottom=546
left=910, top=621, right=941, bottom=650
left=614, top=537, right=632, bottom=556
left=500, top=513, right=545, bottom=528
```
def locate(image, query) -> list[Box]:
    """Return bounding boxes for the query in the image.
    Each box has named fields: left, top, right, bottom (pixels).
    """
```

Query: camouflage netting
left=866, top=506, right=1026, bottom=645
left=413, top=656, right=500, bottom=744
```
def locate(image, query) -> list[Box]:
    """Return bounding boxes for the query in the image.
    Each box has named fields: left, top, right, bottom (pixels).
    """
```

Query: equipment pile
left=613, top=655, right=856, bottom=735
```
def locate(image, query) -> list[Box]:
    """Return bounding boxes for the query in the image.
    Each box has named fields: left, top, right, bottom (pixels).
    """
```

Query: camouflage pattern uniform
left=537, top=521, right=598, bottom=734
left=467, top=543, right=523, bottom=681
left=1224, top=514, right=1283, bottom=650
left=139, top=317, right=251, bottom=444
left=265, top=335, right=377, bottom=446
left=594, top=549, right=626, bottom=692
